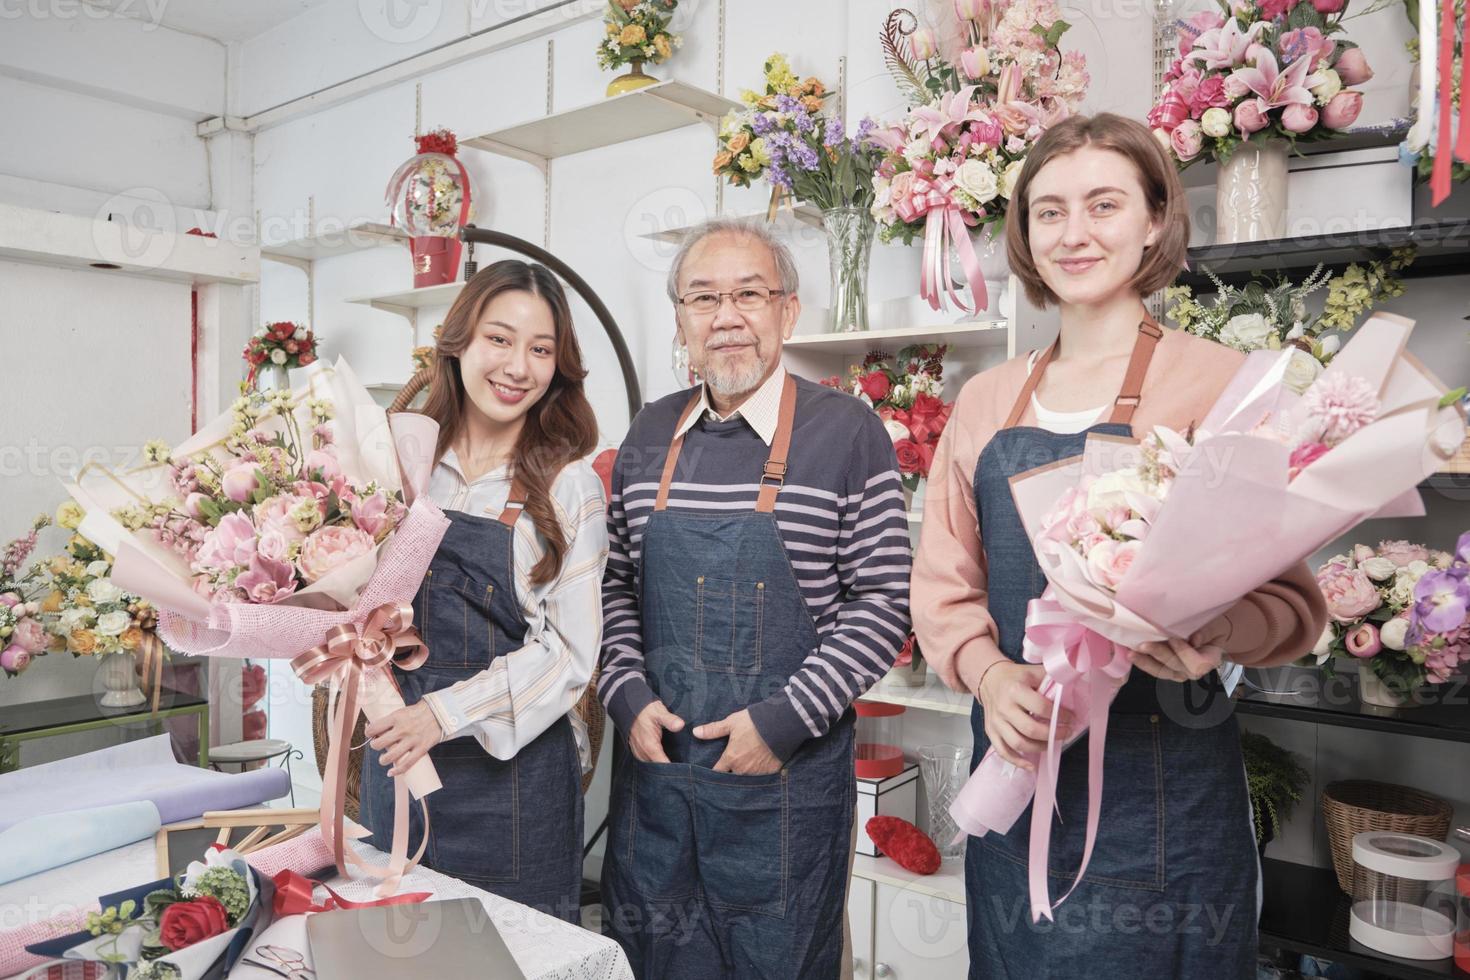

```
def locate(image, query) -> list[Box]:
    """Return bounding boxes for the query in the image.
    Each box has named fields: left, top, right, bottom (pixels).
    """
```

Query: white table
left=1, top=840, right=631, bottom=980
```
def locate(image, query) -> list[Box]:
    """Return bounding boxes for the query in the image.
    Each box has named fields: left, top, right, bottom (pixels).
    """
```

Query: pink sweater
left=913, top=326, right=1329, bottom=696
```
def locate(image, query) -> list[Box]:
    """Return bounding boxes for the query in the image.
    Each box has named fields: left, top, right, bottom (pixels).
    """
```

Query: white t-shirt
left=1025, top=349, right=1107, bottom=434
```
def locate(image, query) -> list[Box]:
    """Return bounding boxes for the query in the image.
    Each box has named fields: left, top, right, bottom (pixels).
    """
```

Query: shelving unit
left=260, top=221, right=407, bottom=262
left=851, top=853, right=967, bottom=905
left=344, top=280, right=465, bottom=340
left=639, top=202, right=826, bottom=243
left=860, top=674, right=971, bottom=717
left=1234, top=674, right=1470, bottom=743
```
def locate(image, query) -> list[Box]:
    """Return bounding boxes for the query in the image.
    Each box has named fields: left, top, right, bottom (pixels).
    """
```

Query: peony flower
left=1335, top=47, right=1373, bottom=85
left=1086, top=538, right=1140, bottom=590
left=270, top=348, right=288, bottom=365
left=1, top=644, right=31, bottom=673
left=297, top=525, right=375, bottom=583
left=954, top=159, right=1000, bottom=204
left=1200, top=106, right=1233, bottom=138
left=255, top=494, right=311, bottom=543
left=159, top=896, right=231, bottom=951
left=1190, top=76, right=1230, bottom=116
left=1219, top=313, right=1274, bottom=351
left=1344, top=622, right=1382, bottom=658
left=221, top=463, right=261, bottom=504
left=12, top=617, right=47, bottom=653
left=1234, top=98, right=1270, bottom=135
left=1300, top=372, right=1380, bottom=444
left=1360, top=556, right=1397, bottom=581
left=1321, top=90, right=1362, bottom=129
left=69, top=629, right=98, bottom=655
left=1170, top=119, right=1204, bottom=161
left=256, top=527, right=291, bottom=563
left=350, top=492, right=401, bottom=542
left=305, top=448, right=341, bottom=482
left=1316, top=561, right=1381, bottom=622
left=1281, top=102, right=1319, bottom=133
left=194, top=511, right=258, bottom=573
left=235, top=553, right=298, bottom=604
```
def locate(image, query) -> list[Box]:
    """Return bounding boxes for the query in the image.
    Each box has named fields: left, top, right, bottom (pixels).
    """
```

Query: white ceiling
left=80, top=0, right=331, bottom=43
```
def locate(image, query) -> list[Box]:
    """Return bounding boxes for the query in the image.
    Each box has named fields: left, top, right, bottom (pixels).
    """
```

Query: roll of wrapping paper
left=1432, top=0, right=1459, bottom=202
left=0, top=802, right=162, bottom=885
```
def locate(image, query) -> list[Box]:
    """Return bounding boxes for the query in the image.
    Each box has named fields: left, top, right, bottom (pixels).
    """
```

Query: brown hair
left=1005, top=112, right=1190, bottom=308
left=420, top=260, right=598, bottom=586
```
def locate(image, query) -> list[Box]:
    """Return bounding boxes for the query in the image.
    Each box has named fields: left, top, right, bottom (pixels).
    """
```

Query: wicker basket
left=1442, top=431, right=1470, bottom=474
left=1321, top=780, right=1453, bottom=893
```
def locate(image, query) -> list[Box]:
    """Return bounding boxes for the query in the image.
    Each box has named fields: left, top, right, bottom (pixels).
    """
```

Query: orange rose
left=804, top=77, right=825, bottom=96
left=618, top=24, right=645, bottom=46
left=712, top=151, right=734, bottom=173
left=802, top=95, right=823, bottom=113
left=70, top=629, right=97, bottom=655
left=727, top=132, right=751, bottom=153
left=121, top=626, right=144, bottom=651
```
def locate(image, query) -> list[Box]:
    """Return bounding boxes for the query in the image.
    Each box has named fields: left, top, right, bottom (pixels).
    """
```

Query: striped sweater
left=598, top=375, right=914, bottom=762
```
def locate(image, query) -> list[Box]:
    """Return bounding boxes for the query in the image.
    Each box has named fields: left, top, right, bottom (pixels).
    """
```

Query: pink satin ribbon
left=1020, top=591, right=1133, bottom=922
left=1431, top=0, right=1459, bottom=204
left=292, top=602, right=431, bottom=896
left=893, top=174, right=989, bottom=315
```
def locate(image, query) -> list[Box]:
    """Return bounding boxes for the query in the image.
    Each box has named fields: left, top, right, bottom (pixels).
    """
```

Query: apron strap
left=1002, top=319, right=1165, bottom=430
left=754, top=375, right=798, bottom=514
left=653, top=375, right=799, bottom=514
left=497, top=477, right=529, bottom=527
left=654, top=388, right=707, bottom=512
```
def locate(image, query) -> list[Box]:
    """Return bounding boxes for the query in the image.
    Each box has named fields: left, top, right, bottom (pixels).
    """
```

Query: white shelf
left=364, top=380, right=406, bottom=394
left=784, top=321, right=1008, bottom=356
left=262, top=221, right=408, bottom=262
left=851, top=853, right=967, bottom=905
left=345, top=281, right=464, bottom=317
left=906, top=511, right=923, bottom=524
left=640, top=203, right=825, bottom=243
left=860, top=673, right=973, bottom=716
left=462, top=80, right=742, bottom=163
left=0, top=202, right=258, bottom=286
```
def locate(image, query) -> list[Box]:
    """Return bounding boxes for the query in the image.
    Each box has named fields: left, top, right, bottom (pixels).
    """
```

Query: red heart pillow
left=866, top=816, right=941, bottom=875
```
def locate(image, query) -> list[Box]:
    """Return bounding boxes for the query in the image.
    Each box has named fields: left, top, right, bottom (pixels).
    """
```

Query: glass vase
left=1215, top=139, right=1289, bottom=244
left=919, top=743, right=970, bottom=861
left=822, top=206, right=874, bottom=333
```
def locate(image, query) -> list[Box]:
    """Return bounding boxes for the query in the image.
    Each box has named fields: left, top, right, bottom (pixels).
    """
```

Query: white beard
left=699, top=346, right=769, bottom=399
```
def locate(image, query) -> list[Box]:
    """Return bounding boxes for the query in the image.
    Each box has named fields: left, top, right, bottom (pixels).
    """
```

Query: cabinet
left=850, top=855, right=969, bottom=978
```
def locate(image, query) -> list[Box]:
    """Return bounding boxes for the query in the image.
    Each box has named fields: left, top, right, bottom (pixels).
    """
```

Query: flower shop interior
left=3, top=0, right=1470, bottom=977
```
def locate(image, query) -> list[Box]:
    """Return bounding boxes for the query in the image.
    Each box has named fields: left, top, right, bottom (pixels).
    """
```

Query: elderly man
left=597, top=218, right=912, bottom=978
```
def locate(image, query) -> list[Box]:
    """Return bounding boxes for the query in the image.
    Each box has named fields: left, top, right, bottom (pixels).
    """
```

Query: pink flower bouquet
left=62, top=360, right=451, bottom=895
left=952, top=313, right=1466, bottom=923
left=1147, top=0, right=1374, bottom=167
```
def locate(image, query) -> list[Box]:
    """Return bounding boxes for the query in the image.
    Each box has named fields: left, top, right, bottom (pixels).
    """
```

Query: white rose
left=883, top=419, right=912, bottom=444
left=270, top=348, right=289, bottom=365
left=1310, top=622, right=1335, bottom=663
left=95, top=610, right=132, bottom=636
left=86, top=560, right=112, bottom=578
left=1218, top=313, right=1274, bottom=352
left=999, top=159, right=1025, bottom=199
left=953, top=159, right=999, bottom=206
left=1360, top=556, right=1397, bottom=581
left=87, top=577, right=124, bottom=605
left=1317, top=334, right=1341, bottom=357
left=58, top=607, right=93, bottom=633
left=1086, top=470, right=1149, bottom=516
left=1200, top=106, right=1232, bottom=138
left=1282, top=349, right=1325, bottom=395
left=1310, top=68, right=1341, bottom=105
left=293, top=327, right=308, bottom=340
left=1379, top=616, right=1409, bottom=651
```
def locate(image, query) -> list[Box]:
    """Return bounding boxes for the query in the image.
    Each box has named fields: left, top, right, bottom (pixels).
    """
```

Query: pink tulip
left=909, top=27, right=939, bottom=61
left=1335, top=46, right=1373, bottom=85
left=1, top=644, right=30, bottom=674
left=183, top=492, right=211, bottom=520
left=1282, top=102, right=1319, bottom=133
left=305, top=448, right=341, bottom=482
left=960, top=46, right=988, bottom=80
left=1321, top=90, right=1362, bottom=129
left=221, top=462, right=261, bottom=504
left=0, top=592, right=17, bottom=609
left=1234, top=98, right=1269, bottom=135
left=1345, top=622, right=1382, bottom=658
left=954, top=0, right=987, bottom=21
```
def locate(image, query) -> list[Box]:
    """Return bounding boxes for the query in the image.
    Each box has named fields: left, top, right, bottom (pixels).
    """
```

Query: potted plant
left=1242, top=731, right=1310, bottom=857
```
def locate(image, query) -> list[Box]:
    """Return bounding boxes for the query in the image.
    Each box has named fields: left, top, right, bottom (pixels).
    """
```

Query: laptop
left=306, top=898, right=528, bottom=980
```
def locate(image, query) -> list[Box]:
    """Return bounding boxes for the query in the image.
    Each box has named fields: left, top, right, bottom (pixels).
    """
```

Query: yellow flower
left=738, top=153, right=760, bottom=173
left=618, top=24, right=646, bottom=46
left=606, top=21, right=617, bottom=35
left=42, top=590, right=64, bottom=613
left=739, top=88, right=761, bottom=107
left=747, top=137, right=770, bottom=166
left=56, top=500, right=84, bottom=529
left=653, top=33, right=671, bottom=60
left=70, top=629, right=98, bottom=655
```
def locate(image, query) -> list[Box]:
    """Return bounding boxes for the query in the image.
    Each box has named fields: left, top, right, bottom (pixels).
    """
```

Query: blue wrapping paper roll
left=0, top=801, right=162, bottom=885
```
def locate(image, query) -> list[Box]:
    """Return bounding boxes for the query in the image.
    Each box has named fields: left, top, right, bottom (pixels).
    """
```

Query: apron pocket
left=617, top=759, right=698, bottom=902
left=692, top=767, right=788, bottom=918
left=694, top=576, right=764, bottom=675
left=420, top=571, right=494, bottom=668
left=424, top=742, right=520, bottom=883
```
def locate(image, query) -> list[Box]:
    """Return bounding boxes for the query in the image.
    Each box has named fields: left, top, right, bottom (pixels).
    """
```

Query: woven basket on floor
left=311, top=370, right=608, bottom=803
left=1321, top=780, right=1452, bottom=893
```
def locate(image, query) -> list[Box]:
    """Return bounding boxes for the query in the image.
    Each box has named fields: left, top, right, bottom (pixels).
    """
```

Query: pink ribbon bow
left=893, top=174, right=989, bottom=315
left=292, top=602, right=432, bottom=896
left=1020, top=591, right=1133, bottom=922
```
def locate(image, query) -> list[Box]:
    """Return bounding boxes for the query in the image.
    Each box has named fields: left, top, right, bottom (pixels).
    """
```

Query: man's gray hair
left=664, top=217, right=800, bottom=304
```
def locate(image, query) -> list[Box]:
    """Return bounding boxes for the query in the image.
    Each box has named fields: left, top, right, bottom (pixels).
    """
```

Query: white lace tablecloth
left=2, top=840, right=631, bottom=980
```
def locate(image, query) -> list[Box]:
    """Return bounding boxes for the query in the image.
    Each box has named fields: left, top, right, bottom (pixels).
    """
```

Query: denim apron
left=361, top=489, right=583, bottom=922
left=964, top=322, right=1258, bottom=978
left=601, top=376, right=856, bottom=979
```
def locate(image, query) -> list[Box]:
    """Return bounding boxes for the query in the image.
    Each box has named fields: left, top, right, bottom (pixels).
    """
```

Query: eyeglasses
left=676, top=286, right=787, bottom=315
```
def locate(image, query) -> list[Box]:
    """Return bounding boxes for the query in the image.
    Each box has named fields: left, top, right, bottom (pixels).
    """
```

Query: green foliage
left=1242, top=732, right=1310, bottom=846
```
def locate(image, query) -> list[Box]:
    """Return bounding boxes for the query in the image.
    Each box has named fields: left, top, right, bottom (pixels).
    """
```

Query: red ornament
left=415, top=128, right=458, bottom=156
left=865, top=816, right=942, bottom=875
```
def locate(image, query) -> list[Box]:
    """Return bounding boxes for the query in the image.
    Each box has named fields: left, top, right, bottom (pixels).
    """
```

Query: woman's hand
left=1131, top=632, right=1226, bottom=682
left=364, top=701, right=443, bottom=778
left=974, top=661, right=1075, bottom=772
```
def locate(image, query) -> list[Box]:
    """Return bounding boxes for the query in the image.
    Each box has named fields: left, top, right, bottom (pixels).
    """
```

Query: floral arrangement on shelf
left=42, top=503, right=155, bottom=661
left=1163, top=248, right=1415, bottom=390
left=112, top=389, right=406, bottom=606
left=411, top=345, right=435, bottom=374
left=244, top=322, right=317, bottom=388
left=0, top=514, right=51, bottom=677
left=1147, top=0, right=1375, bottom=167
left=1311, top=535, right=1470, bottom=691
left=822, top=344, right=954, bottom=491
left=596, top=0, right=680, bottom=71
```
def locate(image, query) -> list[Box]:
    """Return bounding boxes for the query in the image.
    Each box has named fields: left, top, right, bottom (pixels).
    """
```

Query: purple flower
left=856, top=117, right=876, bottom=141
left=823, top=117, right=846, bottom=147
left=1412, top=569, right=1470, bottom=634
left=1456, top=530, right=1470, bottom=565
left=792, top=108, right=814, bottom=134
left=790, top=139, right=820, bottom=171
left=752, top=113, right=774, bottom=136
left=775, top=94, right=801, bottom=113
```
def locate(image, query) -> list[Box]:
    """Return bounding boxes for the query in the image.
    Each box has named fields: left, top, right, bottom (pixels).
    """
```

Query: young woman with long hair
left=360, top=259, right=606, bottom=921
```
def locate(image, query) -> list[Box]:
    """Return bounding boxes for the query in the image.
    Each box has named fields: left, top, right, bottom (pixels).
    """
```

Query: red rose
left=894, top=438, right=922, bottom=474
left=857, top=371, right=892, bottom=403
left=159, top=896, right=230, bottom=951
left=905, top=393, right=946, bottom=442
left=298, top=353, right=316, bottom=366
left=915, top=440, right=936, bottom=478
left=285, top=341, right=299, bottom=354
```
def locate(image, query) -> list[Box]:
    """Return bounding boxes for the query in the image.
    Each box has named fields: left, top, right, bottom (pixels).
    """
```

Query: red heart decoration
left=865, top=815, right=941, bottom=875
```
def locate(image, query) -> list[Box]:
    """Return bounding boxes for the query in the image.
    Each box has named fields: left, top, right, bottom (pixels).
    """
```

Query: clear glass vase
left=822, top=206, right=874, bottom=333
left=919, top=743, right=970, bottom=861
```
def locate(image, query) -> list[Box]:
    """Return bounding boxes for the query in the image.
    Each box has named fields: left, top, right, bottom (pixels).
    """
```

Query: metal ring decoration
left=459, top=224, right=643, bottom=419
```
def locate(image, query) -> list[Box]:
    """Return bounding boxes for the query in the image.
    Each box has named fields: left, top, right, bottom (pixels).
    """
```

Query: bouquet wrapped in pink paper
left=952, top=313, right=1466, bottom=922
left=62, top=359, right=451, bottom=896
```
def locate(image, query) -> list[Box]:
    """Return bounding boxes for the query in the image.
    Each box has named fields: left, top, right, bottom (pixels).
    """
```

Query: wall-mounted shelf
left=261, top=221, right=407, bottom=263
left=784, top=321, right=1009, bottom=357
left=860, top=674, right=972, bottom=717
left=639, top=203, right=826, bottom=243
left=1234, top=674, right=1470, bottom=744
left=0, top=202, right=258, bottom=286
left=851, top=854, right=967, bottom=905
left=462, top=80, right=742, bottom=164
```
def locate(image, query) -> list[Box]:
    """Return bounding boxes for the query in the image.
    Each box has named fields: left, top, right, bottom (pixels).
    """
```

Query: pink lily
left=1190, top=18, right=1268, bottom=71
left=1231, top=49, right=1315, bottom=110
left=909, top=85, right=989, bottom=148
left=991, top=64, right=1042, bottom=135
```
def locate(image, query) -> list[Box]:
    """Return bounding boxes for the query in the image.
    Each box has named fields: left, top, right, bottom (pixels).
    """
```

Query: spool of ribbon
left=291, top=602, right=433, bottom=896
left=138, top=630, right=165, bottom=715
left=271, top=869, right=431, bottom=917
left=894, top=174, right=989, bottom=314
left=1019, top=592, right=1133, bottom=922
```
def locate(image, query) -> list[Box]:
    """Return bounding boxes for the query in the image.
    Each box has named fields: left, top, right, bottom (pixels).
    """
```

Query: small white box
left=854, top=764, right=919, bottom=857
left=1286, top=145, right=1412, bottom=238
